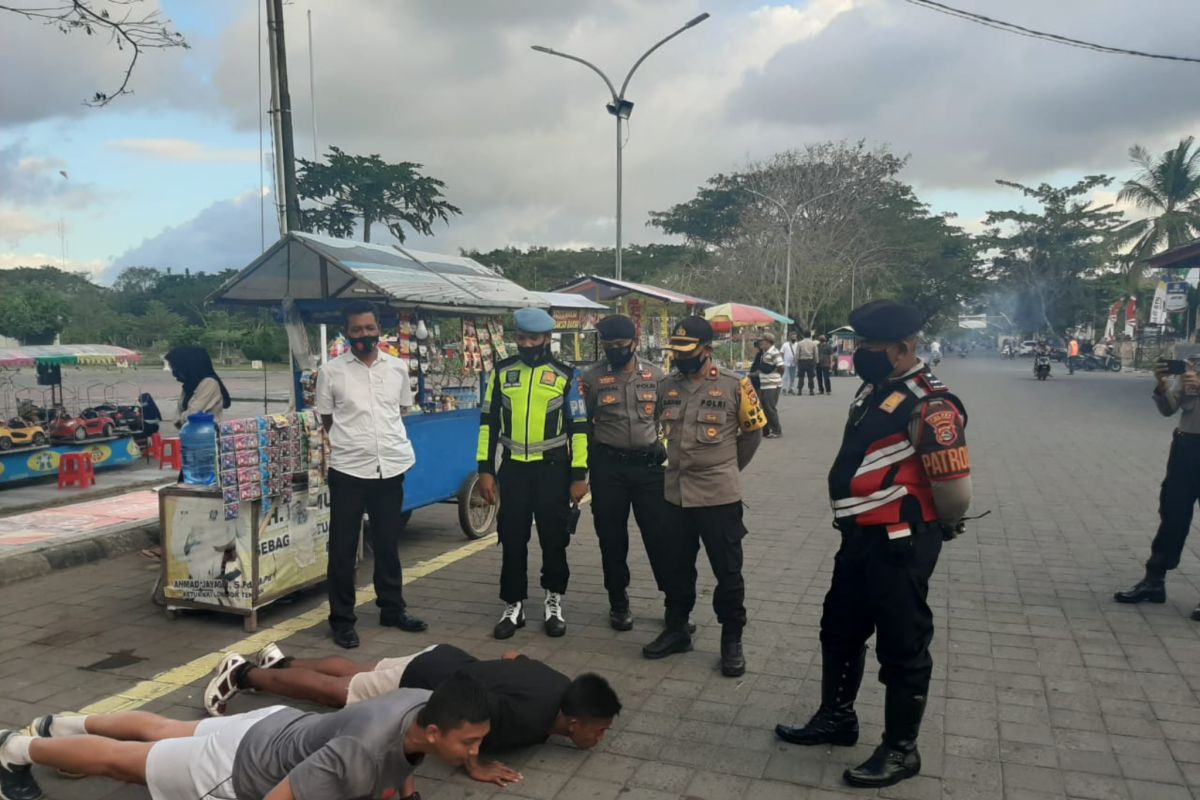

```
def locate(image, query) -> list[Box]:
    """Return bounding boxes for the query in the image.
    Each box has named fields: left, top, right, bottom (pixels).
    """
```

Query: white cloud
left=106, top=138, right=260, bottom=163
left=0, top=252, right=109, bottom=279
left=0, top=211, right=58, bottom=245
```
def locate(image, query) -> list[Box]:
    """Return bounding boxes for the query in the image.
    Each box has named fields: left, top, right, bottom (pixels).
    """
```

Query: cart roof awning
left=535, top=291, right=609, bottom=311
left=552, top=275, right=712, bottom=308
left=209, top=231, right=548, bottom=315
left=1144, top=238, right=1200, bottom=271
left=0, top=345, right=142, bottom=369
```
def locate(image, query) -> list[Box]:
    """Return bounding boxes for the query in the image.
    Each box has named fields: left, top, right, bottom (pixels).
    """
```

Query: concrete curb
left=0, top=521, right=159, bottom=586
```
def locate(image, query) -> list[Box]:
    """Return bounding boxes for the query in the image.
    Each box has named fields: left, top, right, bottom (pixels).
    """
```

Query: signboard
left=0, top=436, right=141, bottom=484
left=1150, top=281, right=1168, bottom=326
left=1166, top=281, right=1189, bottom=313
left=957, top=314, right=987, bottom=330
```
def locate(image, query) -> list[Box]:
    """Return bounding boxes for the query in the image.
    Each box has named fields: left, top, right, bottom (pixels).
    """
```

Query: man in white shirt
left=315, top=301, right=427, bottom=649
left=782, top=332, right=799, bottom=395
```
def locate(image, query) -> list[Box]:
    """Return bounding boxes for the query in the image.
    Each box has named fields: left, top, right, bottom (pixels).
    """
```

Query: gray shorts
left=144, top=705, right=287, bottom=800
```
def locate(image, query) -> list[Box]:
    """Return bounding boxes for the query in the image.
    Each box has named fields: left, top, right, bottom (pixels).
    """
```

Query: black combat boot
left=720, top=625, right=746, bottom=677
left=844, top=689, right=926, bottom=788
left=1114, top=570, right=1166, bottom=604
left=775, top=647, right=865, bottom=746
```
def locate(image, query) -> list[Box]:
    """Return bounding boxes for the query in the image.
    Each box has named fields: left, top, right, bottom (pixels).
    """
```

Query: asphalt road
left=2, top=354, right=1198, bottom=800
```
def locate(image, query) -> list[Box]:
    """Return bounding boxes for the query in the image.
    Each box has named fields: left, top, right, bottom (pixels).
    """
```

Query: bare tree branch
left=0, top=0, right=188, bottom=106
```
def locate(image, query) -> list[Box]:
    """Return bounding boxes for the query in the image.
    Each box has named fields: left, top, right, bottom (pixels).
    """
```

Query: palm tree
left=1117, top=136, right=1200, bottom=273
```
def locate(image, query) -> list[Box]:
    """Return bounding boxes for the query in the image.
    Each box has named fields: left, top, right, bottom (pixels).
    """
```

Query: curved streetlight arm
left=742, top=187, right=789, bottom=220
left=530, top=46, right=618, bottom=102
left=619, top=12, right=710, bottom=99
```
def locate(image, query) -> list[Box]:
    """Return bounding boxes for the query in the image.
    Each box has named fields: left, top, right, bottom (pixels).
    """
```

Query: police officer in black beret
left=578, top=315, right=670, bottom=630
left=775, top=300, right=973, bottom=788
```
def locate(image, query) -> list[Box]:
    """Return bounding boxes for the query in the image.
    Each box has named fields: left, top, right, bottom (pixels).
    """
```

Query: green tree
left=1117, top=136, right=1200, bottom=285
left=984, top=176, right=1126, bottom=333
left=0, top=285, right=70, bottom=344
left=297, top=146, right=462, bottom=243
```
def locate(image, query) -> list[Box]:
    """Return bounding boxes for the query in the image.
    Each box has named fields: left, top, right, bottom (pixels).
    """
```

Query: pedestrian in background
left=782, top=331, right=800, bottom=395
left=315, top=301, right=427, bottom=650
left=164, top=345, right=231, bottom=430
left=751, top=333, right=784, bottom=438
left=796, top=330, right=819, bottom=396
left=1114, top=355, right=1200, bottom=618
left=642, top=317, right=767, bottom=677
left=477, top=308, right=589, bottom=640
left=817, top=334, right=834, bottom=395
left=580, top=314, right=671, bottom=632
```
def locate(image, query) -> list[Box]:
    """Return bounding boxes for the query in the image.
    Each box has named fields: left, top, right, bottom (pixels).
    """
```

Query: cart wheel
left=457, top=472, right=497, bottom=539
left=164, top=608, right=178, bottom=620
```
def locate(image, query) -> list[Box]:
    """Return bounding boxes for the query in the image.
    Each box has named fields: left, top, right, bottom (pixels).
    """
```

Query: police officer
left=1114, top=353, right=1200, bottom=617
left=641, top=317, right=767, bottom=677
left=477, top=308, right=589, bottom=640
left=774, top=300, right=973, bottom=788
left=579, top=315, right=670, bottom=631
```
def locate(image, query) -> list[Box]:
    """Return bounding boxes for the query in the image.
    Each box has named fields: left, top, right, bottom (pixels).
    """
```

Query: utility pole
left=266, top=0, right=301, bottom=234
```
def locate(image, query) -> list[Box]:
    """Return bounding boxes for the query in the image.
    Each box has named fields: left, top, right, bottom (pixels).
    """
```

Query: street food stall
left=536, top=291, right=608, bottom=366
left=827, top=326, right=858, bottom=375
left=0, top=345, right=144, bottom=484
left=704, top=302, right=793, bottom=369
left=159, top=232, right=546, bottom=629
left=552, top=275, right=711, bottom=366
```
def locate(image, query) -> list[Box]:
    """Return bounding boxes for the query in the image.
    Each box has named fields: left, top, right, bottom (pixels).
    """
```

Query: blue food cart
left=209, top=231, right=550, bottom=539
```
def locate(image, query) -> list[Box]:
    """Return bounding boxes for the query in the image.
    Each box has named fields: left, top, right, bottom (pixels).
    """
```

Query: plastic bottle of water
left=180, top=412, right=218, bottom=486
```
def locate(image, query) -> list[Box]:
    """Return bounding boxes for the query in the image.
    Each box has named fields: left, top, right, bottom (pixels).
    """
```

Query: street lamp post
left=532, top=12, right=710, bottom=281
left=742, top=186, right=843, bottom=332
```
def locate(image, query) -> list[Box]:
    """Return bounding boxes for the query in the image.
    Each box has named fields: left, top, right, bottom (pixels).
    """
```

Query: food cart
left=552, top=275, right=711, bottom=366
left=827, top=325, right=858, bottom=375
left=536, top=291, right=608, bottom=366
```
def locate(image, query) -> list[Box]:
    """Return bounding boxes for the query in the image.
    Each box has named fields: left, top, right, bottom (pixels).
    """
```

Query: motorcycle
left=931, top=352, right=942, bottom=366
left=1034, top=354, right=1051, bottom=380
left=1081, top=353, right=1122, bottom=372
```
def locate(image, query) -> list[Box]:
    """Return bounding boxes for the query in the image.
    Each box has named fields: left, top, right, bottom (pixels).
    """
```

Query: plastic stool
left=58, top=453, right=96, bottom=488
left=145, top=432, right=163, bottom=463
left=158, top=437, right=182, bottom=471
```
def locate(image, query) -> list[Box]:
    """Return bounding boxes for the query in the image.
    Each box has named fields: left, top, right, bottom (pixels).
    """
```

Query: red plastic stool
left=58, top=453, right=96, bottom=488
left=145, top=432, right=163, bottom=463
left=158, top=437, right=182, bottom=471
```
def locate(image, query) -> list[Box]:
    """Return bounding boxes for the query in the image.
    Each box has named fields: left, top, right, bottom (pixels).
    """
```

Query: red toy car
left=49, top=409, right=116, bottom=441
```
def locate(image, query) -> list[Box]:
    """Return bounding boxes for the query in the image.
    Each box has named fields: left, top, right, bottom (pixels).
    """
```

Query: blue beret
left=514, top=307, right=555, bottom=334
left=848, top=300, right=925, bottom=342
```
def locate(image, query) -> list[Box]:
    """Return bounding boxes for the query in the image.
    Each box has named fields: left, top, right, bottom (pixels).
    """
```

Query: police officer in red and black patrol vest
left=775, top=300, right=973, bottom=789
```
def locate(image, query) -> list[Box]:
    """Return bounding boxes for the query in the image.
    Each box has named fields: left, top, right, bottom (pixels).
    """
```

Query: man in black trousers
left=315, top=301, right=427, bottom=649
left=580, top=315, right=670, bottom=630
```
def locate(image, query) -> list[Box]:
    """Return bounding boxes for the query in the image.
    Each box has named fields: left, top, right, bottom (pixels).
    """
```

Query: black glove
left=940, top=521, right=966, bottom=541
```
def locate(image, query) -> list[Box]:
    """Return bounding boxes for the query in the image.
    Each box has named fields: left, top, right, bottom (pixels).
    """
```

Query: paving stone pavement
left=1, top=355, right=1198, bottom=800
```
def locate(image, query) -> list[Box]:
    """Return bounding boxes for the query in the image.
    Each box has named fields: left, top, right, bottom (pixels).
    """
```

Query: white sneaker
left=494, top=601, right=525, bottom=640
left=544, top=591, right=566, bottom=638
left=204, top=653, right=247, bottom=717
left=255, top=643, right=286, bottom=669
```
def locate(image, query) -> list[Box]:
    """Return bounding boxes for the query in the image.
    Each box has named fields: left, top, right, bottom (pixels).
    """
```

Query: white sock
left=0, top=734, right=32, bottom=766
left=51, top=716, right=89, bottom=737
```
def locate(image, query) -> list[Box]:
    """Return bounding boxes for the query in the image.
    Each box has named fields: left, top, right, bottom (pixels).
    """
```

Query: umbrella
left=703, top=302, right=792, bottom=333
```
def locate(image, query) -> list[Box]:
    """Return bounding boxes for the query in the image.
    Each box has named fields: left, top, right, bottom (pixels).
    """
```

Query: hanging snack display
left=216, top=410, right=323, bottom=522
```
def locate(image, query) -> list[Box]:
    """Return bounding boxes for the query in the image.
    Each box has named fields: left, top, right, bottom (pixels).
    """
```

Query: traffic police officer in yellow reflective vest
left=477, top=308, right=589, bottom=641
left=775, top=300, right=973, bottom=789
left=579, top=314, right=669, bottom=632
left=641, top=316, right=767, bottom=678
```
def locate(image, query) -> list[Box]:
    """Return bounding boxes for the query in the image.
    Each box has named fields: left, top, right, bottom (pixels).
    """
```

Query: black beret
left=848, top=300, right=925, bottom=342
left=595, top=314, right=637, bottom=341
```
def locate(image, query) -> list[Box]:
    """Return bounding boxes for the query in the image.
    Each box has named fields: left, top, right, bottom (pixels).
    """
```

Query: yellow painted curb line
left=76, top=534, right=496, bottom=716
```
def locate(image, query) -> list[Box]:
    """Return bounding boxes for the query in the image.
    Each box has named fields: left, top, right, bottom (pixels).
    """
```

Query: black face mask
left=853, top=348, right=895, bottom=385
left=349, top=335, right=379, bottom=356
left=603, top=345, right=635, bottom=369
left=518, top=345, right=548, bottom=366
left=675, top=353, right=706, bottom=375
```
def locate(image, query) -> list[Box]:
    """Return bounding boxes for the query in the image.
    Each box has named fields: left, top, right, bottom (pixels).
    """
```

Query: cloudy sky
left=2, top=0, right=1199, bottom=283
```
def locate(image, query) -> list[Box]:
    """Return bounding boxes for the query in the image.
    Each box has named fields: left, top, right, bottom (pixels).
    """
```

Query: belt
left=1176, top=430, right=1200, bottom=440
left=593, top=443, right=662, bottom=465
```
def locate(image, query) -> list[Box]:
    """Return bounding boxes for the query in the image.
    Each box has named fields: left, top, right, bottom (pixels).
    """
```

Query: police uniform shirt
left=657, top=362, right=767, bottom=507
left=580, top=358, right=664, bottom=450
left=1154, top=375, right=1200, bottom=434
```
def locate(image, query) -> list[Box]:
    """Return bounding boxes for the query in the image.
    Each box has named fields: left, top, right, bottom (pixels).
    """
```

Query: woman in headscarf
left=164, top=345, right=232, bottom=428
